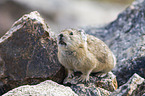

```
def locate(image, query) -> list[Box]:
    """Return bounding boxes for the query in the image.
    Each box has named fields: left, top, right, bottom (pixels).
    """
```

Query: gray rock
left=71, top=84, right=111, bottom=96
left=133, top=80, right=145, bottom=96
left=110, top=73, right=145, bottom=96
left=64, top=72, right=117, bottom=96
left=0, top=11, right=65, bottom=95
left=83, top=0, right=145, bottom=86
left=94, top=72, right=118, bottom=92
left=3, top=80, right=78, bottom=96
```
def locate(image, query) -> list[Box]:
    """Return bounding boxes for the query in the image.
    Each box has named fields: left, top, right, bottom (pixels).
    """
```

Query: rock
left=1, top=0, right=145, bottom=95
left=71, top=84, right=111, bottom=96
left=0, top=1, right=31, bottom=38
left=94, top=72, right=118, bottom=92
left=133, top=80, right=145, bottom=96
left=64, top=72, right=117, bottom=95
left=3, top=80, right=78, bottom=96
left=83, top=0, right=145, bottom=86
left=110, top=73, right=145, bottom=96
left=0, top=11, right=65, bottom=95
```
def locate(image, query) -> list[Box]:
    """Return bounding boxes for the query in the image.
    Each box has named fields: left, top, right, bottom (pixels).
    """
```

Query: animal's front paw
left=67, top=73, right=74, bottom=78
left=78, top=75, right=89, bottom=83
left=67, top=70, right=74, bottom=78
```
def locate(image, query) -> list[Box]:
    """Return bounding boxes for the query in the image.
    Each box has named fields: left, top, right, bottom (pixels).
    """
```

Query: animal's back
left=86, top=34, right=116, bottom=73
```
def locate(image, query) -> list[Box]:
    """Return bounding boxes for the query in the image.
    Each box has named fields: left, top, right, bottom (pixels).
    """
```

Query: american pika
left=57, top=29, right=116, bottom=82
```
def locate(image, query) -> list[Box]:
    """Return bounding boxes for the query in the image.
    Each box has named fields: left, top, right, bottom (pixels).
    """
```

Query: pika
left=57, top=29, right=116, bottom=82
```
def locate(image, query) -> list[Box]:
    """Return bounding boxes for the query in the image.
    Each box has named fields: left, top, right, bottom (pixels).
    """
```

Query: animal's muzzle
left=58, top=34, right=66, bottom=46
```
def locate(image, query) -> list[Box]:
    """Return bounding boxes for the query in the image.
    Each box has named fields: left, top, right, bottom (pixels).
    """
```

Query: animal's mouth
left=59, top=40, right=67, bottom=46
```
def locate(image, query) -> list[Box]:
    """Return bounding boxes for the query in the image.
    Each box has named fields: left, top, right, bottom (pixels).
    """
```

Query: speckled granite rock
left=71, top=84, right=111, bottom=96
left=110, top=73, right=145, bottom=96
left=3, top=80, right=78, bottom=96
left=0, top=11, right=65, bottom=95
left=64, top=72, right=117, bottom=96
left=83, top=0, right=145, bottom=86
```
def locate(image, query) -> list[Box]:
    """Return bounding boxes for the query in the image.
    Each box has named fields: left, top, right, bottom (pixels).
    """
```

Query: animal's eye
left=70, top=32, right=73, bottom=35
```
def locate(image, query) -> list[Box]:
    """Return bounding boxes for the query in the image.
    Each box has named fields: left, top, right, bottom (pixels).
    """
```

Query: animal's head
left=57, top=29, right=87, bottom=51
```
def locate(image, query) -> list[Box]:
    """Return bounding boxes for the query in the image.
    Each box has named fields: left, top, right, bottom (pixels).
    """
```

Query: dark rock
left=0, top=11, right=65, bottom=95
left=83, top=0, right=145, bottom=86
left=133, top=80, right=145, bottom=96
left=110, top=73, right=145, bottom=96
left=0, top=1, right=32, bottom=38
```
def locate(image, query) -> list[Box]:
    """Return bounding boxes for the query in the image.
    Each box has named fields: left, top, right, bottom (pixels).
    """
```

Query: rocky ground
left=0, top=0, right=145, bottom=96
left=84, top=0, right=145, bottom=86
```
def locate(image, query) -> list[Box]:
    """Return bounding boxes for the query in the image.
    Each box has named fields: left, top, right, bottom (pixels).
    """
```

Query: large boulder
left=3, top=80, right=78, bottom=96
left=0, top=11, right=65, bottom=95
left=84, top=0, right=145, bottom=86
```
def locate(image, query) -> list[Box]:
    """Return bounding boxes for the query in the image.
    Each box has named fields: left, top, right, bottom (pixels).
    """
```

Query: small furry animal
left=57, top=29, right=116, bottom=82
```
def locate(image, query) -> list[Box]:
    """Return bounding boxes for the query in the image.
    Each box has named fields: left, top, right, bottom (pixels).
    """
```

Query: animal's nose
left=59, top=34, right=63, bottom=37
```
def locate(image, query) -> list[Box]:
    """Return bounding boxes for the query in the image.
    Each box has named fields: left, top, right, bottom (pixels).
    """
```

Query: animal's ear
left=78, top=29, right=87, bottom=42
